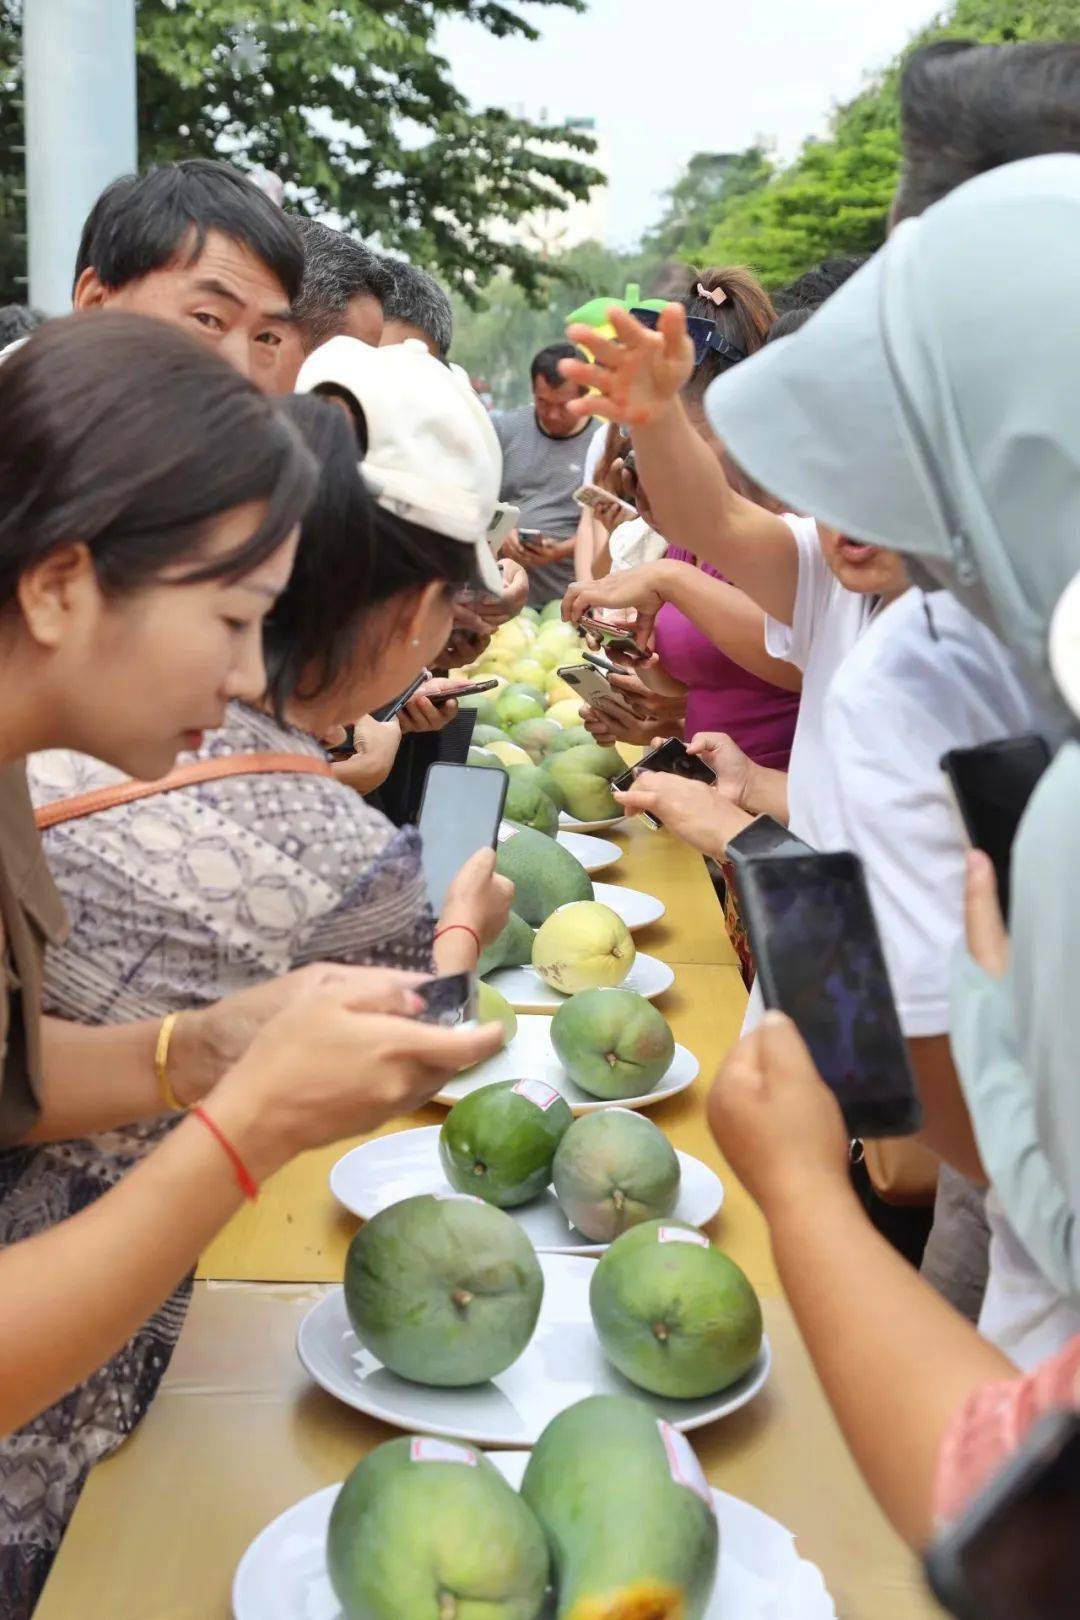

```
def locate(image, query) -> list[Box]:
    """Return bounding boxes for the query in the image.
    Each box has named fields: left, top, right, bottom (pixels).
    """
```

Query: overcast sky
left=437, top=0, right=941, bottom=246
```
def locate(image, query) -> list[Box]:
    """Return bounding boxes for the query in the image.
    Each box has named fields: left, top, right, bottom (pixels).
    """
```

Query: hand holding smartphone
left=734, top=852, right=921, bottom=1139
left=942, top=733, right=1051, bottom=919
left=415, top=972, right=479, bottom=1029
left=417, top=762, right=508, bottom=913
left=428, top=678, right=499, bottom=709
left=573, top=482, right=637, bottom=518
left=611, top=737, right=717, bottom=830
left=580, top=616, right=647, bottom=660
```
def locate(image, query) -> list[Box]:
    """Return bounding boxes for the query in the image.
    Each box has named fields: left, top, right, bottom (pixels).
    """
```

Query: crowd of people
left=0, top=31, right=1077, bottom=1618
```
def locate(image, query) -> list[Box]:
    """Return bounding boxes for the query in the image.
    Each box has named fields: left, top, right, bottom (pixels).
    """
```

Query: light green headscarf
left=704, top=153, right=1080, bottom=1299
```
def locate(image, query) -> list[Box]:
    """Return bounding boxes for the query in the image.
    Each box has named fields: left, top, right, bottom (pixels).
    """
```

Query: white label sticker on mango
left=658, top=1226, right=709, bottom=1248
left=658, top=1422, right=713, bottom=1509
left=409, top=1437, right=478, bottom=1467
left=496, top=823, right=517, bottom=844
left=432, top=1193, right=485, bottom=1205
left=512, top=1079, right=562, bottom=1112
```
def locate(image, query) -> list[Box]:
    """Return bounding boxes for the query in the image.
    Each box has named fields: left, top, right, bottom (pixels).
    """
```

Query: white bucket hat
left=296, top=336, right=504, bottom=593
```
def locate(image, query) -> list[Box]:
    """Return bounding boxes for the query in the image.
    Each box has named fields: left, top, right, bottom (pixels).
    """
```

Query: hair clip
left=696, top=282, right=728, bottom=308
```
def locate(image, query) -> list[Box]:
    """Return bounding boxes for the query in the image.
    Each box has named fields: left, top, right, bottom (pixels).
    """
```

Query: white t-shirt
left=582, top=429, right=666, bottom=574
left=764, top=515, right=878, bottom=852
left=827, top=589, right=1053, bottom=1037
left=742, top=517, right=878, bottom=1033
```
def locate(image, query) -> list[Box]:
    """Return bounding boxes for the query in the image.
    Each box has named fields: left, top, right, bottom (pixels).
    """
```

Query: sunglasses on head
left=629, top=308, right=746, bottom=371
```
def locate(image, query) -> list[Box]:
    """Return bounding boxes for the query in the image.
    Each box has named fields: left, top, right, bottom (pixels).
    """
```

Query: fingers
left=566, top=322, right=651, bottom=368
left=458, top=846, right=497, bottom=882
left=408, top=1019, right=506, bottom=1070
left=655, top=301, right=691, bottom=360
left=964, top=849, right=1010, bottom=978
left=612, top=784, right=658, bottom=815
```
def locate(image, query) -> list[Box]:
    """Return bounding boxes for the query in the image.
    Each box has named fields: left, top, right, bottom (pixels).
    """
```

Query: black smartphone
left=417, top=762, right=508, bottom=913
left=942, top=734, right=1051, bottom=919
left=579, top=617, right=647, bottom=660
left=518, top=528, right=547, bottom=552
left=734, top=852, right=921, bottom=1139
left=372, top=671, right=428, bottom=724
left=583, top=650, right=625, bottom=677
left=925, top=1410, right=1080, bottom=1620
left=429, top=678, right=500, bottom=708
left=611, top=738, right=716, bottom=832
left=415, top=972, right=479, bottom=1029
left=727, top=814, right=815, bottom=867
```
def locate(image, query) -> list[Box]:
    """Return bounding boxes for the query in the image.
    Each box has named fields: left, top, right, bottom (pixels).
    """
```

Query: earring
left=411, top=637, right=420, bottom=646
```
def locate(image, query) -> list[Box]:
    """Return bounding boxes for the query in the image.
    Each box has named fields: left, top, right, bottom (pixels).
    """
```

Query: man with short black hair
left=292, top=218, right=394, bottom=353
left=71, top=158, right=304, bottom=392
left=495, top=341, right=596, bottom=607
left=379, top=258, right=454, bottom=359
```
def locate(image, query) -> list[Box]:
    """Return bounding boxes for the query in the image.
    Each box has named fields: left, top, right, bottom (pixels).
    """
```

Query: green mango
left=509, top=718, right=561, bottom=762
left=520, top=605, right=541, bottom=624
left=495, top=822, right=593, bottom=926
left=344, top=1194, right=544, bottom=1386
left=477, top=910, right=536, bottom=977
left=440, top=1079, right=573, bottom=1207
left=550, top=988, right=674, bottom=1100
left=473, top=723, right=514, bottom=748
left=521, top=1395, right=718, bottom=1620
left=548, top=770, right=618, bottom=824
left=496, top=685, right=546, bottom=729
left=545, top=725, right=593, bottom=756
left=590, top=1221, right=763, bottom=1399
left=468, top=746, right=503, bottom=771
left=504, top=769, right=560, bottom=838
left=328, top=1435, right=549, bottom=1620
left=552, top=1108, right=680, bottom=1243
left=539, top=598, right=565, bottom=623
left=546, top=742, right=625, bottom=782
left=476, top=980, right=517, bottom=1048
left=460, top=692, right=503, bottom=729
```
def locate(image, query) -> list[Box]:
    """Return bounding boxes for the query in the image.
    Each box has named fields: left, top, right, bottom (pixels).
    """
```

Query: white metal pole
left=23, top=0, right=137, bottom=314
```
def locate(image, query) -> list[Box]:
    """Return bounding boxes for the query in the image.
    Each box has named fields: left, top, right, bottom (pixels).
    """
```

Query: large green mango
left=552, top=1108, right=679, bottom=1242
left=344, top=1194, right=544, bottom=1386
left=495, top=822, right=593, bottom=926
left=328, top=1435, right=549, bottom=1620
left=521, top=1395, right=718, bottom=1620
left=550, top=988, right=674, bottom=1099
left=477, top=910, right=536, bottom=977
left=589, top=1220, right=763, bottom=1398
left=440, top=1079, right=573, bottom=1207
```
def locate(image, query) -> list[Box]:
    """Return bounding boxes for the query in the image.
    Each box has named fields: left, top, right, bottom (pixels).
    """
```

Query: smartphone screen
left=372, top=671, right=428, bottom=724
left=727, top=814, right=815, bottom=866
left=417, top=762, right=508, bottom=913
left=415, top=972, right=479, bottom=1029
left=580, top=617, right=646, bottom=659
left=611, top=738, right=716, bottom=796
left=925, top=1411, right=1080, bottom=1620
left=735, top=853, right=921, bottom=1139
left=942, top=734, right=1051, bottom=919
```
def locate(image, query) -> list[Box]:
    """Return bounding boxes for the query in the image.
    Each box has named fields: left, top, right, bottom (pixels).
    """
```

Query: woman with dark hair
left=0, top=319, right=505, bottom=1614
left=565, top=267, right=803, bottom=770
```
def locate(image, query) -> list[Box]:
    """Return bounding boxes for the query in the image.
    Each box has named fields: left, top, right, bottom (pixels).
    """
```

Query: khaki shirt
left=0, top=761, right=69, bottom=1145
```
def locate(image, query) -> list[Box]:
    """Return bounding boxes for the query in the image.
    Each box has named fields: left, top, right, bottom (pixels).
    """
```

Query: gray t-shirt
left=494, top=407, right=598, bottom=606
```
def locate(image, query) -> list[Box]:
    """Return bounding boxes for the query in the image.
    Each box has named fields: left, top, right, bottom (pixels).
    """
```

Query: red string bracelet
left=192, top=1106, right=259, bottom=1201
left=433, top=922, right=481, bottom=956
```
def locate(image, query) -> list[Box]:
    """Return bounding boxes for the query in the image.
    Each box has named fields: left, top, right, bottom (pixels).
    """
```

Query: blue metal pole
left=24, top=0, right=137, bottom=313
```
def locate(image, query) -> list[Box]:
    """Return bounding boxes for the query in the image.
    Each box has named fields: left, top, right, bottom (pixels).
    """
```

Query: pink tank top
left=653, top=551, right=800, bottom=768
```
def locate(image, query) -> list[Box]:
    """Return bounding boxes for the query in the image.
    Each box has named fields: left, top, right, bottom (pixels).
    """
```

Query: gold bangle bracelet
left=154, top=1012, right=185, bottom=1112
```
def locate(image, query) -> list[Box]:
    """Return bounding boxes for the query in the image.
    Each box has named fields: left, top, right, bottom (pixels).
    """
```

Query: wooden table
left=36, top=819, right=943, bottom=1619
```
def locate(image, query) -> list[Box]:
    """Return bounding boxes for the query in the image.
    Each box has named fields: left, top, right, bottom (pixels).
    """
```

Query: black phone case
left=733, top=852, right=922, bottom=1139
left=727, top=815, right=815, bottom=867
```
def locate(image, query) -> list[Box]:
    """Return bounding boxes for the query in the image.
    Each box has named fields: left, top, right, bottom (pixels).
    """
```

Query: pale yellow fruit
left=485, top=740, right=532, bottom=768
left=510, top=659, right=548, bottom=689
left=546, top=698, right=585, bottom=729
left=532, top=902, right=636, bottom=995
left=545, top=676, right=578, bottom=705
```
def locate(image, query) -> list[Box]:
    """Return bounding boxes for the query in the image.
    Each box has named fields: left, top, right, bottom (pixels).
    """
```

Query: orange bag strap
left=34, top=752, right=334, bottom=830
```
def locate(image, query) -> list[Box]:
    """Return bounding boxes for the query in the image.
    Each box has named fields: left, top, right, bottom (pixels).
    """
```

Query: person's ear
left=17, top=543, right=99, bottom=647
left=72, top=267, right=111, bottom=311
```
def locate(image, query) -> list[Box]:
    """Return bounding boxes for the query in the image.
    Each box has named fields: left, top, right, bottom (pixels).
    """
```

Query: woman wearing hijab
left=695, top=154, right=1080, bottom=1546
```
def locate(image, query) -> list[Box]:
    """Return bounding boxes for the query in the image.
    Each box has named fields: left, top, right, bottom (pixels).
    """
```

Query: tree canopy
left=0, top=0, right=602, bottom=303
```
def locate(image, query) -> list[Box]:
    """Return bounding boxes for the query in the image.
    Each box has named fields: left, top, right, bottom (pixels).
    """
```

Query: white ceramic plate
left=559, top=810, right=627, bottom=833
left=296, top=1255, right=771, bottom=1447
left=433, top=1014, right=699, bottom=1114
left=485, top=951, right=674, bottom=1012
left=592, top=882, right=666, bottom=931
left=233, top=1461, right=836, bottom=1620
left=329, top=1128, right=724, bottom=1256
left=555, top=829, right=621, bottom=873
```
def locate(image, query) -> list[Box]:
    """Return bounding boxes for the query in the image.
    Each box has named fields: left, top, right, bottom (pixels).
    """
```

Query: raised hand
left=562, top=305, right=695, bottom=428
